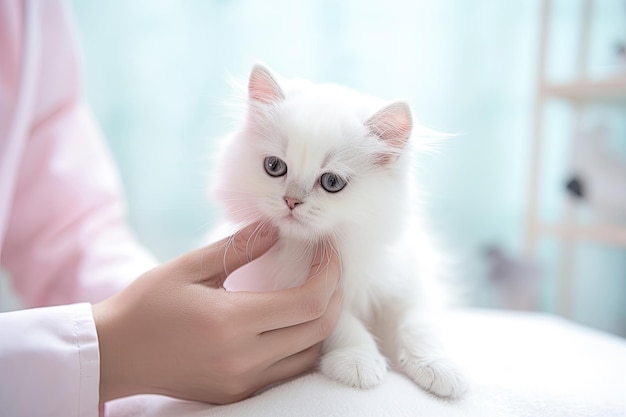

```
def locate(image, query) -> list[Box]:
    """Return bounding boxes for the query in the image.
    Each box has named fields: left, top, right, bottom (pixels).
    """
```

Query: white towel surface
left=106, top=309, right=626, bottom=417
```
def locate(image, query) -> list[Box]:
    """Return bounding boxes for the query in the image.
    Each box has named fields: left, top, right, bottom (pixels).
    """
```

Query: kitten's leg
left=378, top=307, right=468, bottom=398
left=320, top=310, right=388, bottom=389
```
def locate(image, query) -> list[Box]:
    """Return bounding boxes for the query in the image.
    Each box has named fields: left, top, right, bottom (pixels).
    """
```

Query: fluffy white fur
left=211, top=64, right=467, bottom=398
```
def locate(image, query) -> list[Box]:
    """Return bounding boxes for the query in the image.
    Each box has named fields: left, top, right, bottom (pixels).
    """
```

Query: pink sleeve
left=0, top=303, right=100, bottom=417
left=2, top=100, right=158, bottom=306
left=0, top=0, right=157, bottom=307
left=0, top=2, right=156, bottom=416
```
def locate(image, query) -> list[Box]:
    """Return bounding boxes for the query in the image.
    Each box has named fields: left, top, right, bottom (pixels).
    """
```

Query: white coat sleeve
left=0, top=303, right=100, bottom=417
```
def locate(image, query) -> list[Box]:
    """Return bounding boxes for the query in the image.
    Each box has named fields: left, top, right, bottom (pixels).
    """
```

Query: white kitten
left=211, top=64, right=467, bottom=398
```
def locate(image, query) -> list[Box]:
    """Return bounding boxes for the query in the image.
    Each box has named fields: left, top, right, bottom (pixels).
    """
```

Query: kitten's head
left=214, top=64, right=413, bottom=241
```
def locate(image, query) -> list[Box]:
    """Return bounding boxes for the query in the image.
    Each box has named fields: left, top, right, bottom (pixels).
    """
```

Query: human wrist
left=93, top=298, right=130, bottom=402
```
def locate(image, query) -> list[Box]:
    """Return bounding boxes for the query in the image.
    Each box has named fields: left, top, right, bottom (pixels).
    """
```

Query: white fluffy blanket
left=107, top=310, right=626, bottom=417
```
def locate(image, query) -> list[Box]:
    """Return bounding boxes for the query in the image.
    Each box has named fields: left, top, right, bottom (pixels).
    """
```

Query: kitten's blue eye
left=320, top=173, right=347, bottom=193
left=264, top=156, right=287, bottom=177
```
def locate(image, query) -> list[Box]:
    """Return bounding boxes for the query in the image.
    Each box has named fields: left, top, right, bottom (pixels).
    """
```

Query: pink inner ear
left=249, top=65, right=284, bottom=104
left=366, top=102, right=413, bottom=149
left=366, top=102, right=412, bottom=165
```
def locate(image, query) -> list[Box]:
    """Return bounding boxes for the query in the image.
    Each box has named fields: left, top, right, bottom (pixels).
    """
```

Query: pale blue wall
left=71, top=0, right=626, bottom=335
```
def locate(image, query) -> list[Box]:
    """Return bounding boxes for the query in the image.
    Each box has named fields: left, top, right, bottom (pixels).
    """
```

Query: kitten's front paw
left=320, top=348, right=388, bottom=389
left=401, top=357, right=468, bottom=398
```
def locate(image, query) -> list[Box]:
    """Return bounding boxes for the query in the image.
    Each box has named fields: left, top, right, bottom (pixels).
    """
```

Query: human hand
left=93, top=223, right=342, bottom=404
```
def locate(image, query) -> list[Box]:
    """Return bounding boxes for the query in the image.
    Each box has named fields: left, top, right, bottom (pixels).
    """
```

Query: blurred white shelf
left=538, top=223, right=626, bottom=247
left=542, top=75, right=626, bottom=105
left=525, top=0, right=626, bottom=319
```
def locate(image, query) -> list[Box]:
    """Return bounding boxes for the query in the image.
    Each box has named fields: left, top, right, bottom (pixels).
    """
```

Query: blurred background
left=2, top=0, right=624, bottom=336
left=71, top=0, right=626, bottom=335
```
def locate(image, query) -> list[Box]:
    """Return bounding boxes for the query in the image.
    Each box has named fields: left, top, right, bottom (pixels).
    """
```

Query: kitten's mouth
left=284, top=212, right=301, bottom=223
left=281, top=210, right=309, bottom=228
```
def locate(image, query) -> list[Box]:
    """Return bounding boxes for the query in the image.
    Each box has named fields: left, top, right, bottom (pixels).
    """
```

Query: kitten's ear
left=366, top=102, right=412, bottom=164
left=249, top=64, right=284, bottom=104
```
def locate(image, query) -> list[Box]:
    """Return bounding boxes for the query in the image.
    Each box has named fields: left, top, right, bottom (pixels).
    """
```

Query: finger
left=231, top=242, right=342, bottom=332
left=217, top=221, right=279, bottom=280
left=256, top=343, right=322, bottom=389
left=258, top=284, right=343, bottom=362
left=179, top=222, right=278, bottom=285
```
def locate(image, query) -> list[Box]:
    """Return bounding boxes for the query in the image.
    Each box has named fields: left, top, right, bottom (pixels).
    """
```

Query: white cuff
left=0, top=302, right=101, bottom=417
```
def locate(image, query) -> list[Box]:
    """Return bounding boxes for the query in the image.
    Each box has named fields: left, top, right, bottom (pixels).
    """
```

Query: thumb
left=214, top=222, right=279, bottom=282
left=173, top=222, right=278, bottom=286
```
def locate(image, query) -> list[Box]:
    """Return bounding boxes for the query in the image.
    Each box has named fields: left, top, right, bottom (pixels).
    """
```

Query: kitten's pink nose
left=284, top=196, right=302, bottom=210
